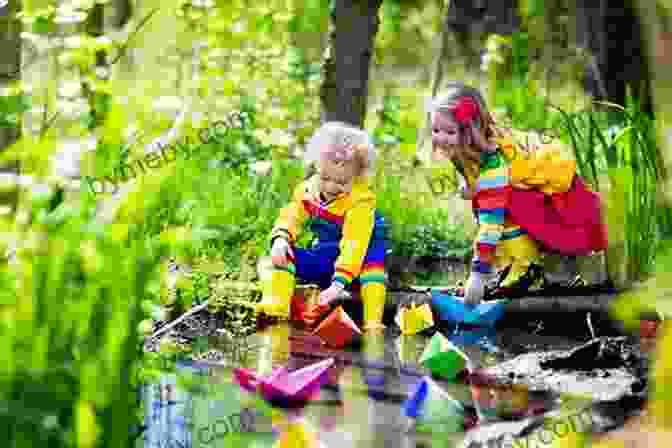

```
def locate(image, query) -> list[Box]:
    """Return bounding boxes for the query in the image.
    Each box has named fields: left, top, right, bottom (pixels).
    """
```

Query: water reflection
left=137, top=363, right=205, bottom=448
left=139, top=324, right=563, bottom=448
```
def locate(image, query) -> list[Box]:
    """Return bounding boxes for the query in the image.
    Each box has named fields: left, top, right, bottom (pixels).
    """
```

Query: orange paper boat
left=291, top=285, right=321, bottom=323
left=233, top=358, right=335, bottom=409
left=312, top=306, right=361, bottom=348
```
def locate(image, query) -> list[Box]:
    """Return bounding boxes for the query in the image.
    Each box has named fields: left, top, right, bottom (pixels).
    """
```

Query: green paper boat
left=419, top=332, right=470, bottom=380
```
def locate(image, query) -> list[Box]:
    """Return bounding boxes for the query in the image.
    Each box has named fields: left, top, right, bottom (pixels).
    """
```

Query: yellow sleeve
left=269, top=181, right=308, bottom=245
left=332, top=192, right=376, bottom=287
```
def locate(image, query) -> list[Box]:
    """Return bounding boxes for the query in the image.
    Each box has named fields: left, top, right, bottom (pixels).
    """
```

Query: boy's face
left=318, top=149, right=354, bottom=201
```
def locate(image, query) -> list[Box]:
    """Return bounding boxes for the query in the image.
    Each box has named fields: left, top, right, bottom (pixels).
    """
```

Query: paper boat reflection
left=403, top=376, right=465, bottom=433
left=447, top=327, right=498, bottom=352
left=313, top=306, right=361, bottom=348
left=233, top=358, right=335, bottom=409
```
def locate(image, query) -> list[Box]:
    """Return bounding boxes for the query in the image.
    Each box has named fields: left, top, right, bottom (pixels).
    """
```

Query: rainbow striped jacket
left=269, top=175, right=387, bottom=287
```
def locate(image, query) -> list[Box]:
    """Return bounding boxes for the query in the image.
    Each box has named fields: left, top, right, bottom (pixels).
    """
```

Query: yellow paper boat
left=395, top=302, right=434, bottom=335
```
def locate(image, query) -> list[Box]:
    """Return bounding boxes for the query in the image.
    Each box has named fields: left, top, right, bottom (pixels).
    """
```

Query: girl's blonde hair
left=429, top=82, right=498, bottom=143
left=429, top=82, right=502, bottom=188
left=304, top=121, right=376, bottom=178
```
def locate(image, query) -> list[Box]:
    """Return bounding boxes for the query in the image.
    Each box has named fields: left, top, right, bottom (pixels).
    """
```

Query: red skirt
left=506, top=177, right=608, bottom=255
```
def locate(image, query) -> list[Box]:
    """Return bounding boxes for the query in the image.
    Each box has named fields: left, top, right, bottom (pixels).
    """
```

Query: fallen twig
left=150, top=299, right=211, bottom=341
left=587, top=312, right=597, bottom=339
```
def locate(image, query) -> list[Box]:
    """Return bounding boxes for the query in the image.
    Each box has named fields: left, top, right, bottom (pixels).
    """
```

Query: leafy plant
left=0, top=181, right=169, bottom=447
left=397, top=222, right=472, bottom=260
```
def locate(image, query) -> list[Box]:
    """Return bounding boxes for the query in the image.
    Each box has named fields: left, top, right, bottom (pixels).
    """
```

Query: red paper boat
left=233, top=358, right=335, bottom=408
left=312, top=306, right=361, bottom=348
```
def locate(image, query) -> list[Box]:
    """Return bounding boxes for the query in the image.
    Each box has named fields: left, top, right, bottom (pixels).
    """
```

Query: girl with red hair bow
left=430, top=82, right=608, bottom=305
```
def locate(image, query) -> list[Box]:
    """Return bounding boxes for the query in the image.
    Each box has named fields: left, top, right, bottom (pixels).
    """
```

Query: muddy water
left=137, top=318, right=646, bottom=448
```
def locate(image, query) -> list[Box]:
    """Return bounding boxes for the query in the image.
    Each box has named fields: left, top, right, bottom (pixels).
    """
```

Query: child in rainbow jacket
left=255, top=122, right=388, bottom=331
left=430, top=82, right=608, bottom=305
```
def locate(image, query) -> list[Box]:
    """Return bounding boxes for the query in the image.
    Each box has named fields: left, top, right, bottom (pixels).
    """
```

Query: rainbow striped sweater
left=470, top=149, right=515, bottom=275
left=269, top=175, right=387, bottom=288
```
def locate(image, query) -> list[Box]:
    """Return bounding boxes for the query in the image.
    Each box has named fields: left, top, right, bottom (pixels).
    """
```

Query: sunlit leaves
left=0, top=135, right=58, bottom=177
left=76, top=400, right=98, bottom=448
left=0, top=89, right=30, bottom=128
left=20, top=1, right=56, bottom=15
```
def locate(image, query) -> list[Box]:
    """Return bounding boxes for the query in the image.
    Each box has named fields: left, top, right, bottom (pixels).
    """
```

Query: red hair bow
left=451, top=97, right=480, bottom=126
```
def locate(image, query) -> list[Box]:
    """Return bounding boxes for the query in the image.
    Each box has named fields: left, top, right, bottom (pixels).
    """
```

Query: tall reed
left=552, top=97, right=672, bottom=282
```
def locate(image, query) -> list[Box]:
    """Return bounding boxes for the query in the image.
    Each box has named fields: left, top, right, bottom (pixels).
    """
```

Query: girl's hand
left=464, top=271, right=497, bottom=306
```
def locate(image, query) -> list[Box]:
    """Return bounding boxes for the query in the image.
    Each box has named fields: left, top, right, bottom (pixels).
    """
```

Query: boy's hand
left=270, top=238, right=293, bottom=267
left=318, top=282, right=345, bottom=306
left=303, top=303, right=330, bottom=327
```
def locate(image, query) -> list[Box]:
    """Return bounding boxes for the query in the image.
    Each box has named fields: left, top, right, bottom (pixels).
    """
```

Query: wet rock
left=630, top=379, right=647, bottom=394
left=539, top=337, right=629, bottom=371
left=483, top=351, right=639, bottom=402
left=588, top=394, right=646, bottom=432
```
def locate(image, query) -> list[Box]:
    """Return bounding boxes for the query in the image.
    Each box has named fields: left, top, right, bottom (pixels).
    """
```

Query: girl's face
left=431, top=111, right=482, bottom=174
left=318, top=152, right=353, bottom=202
left=431, top=111, right=461, bottom=153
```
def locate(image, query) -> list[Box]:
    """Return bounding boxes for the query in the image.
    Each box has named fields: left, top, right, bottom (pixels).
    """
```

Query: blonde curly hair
left=304, top=121, right=376, bottom=178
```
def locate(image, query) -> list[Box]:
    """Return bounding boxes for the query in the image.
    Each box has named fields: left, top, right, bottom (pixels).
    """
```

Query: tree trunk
left=0, top=0, right=21, bottom=242
left=0, top=0, right=22, bottom=157
left=415, top=0, right=451, bottom=163
left=445, top=0, right=519, bottom=71
left=320, top=0, right=383, bottom=127
left=84, top=2, right=108, bottom=130
left=576, top=0, right=653, bottom=115
left=107, top=0, right=133, bottom=29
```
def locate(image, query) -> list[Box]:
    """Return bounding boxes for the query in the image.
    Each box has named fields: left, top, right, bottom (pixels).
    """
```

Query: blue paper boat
left=430, top=290, right=508, bottom=327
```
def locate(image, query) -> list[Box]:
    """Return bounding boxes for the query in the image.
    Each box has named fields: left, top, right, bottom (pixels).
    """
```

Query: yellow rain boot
left=256, top=269, right=295, bottom=319
left=361, top=282, right=386, bottom=332
left=496, top=230, right=540, bottom=289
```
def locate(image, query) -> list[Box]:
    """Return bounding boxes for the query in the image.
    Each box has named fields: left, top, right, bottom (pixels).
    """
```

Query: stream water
left=136, top=312, right=648, bottom=448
